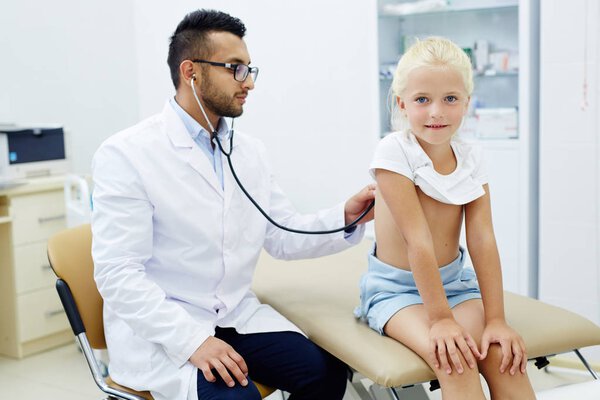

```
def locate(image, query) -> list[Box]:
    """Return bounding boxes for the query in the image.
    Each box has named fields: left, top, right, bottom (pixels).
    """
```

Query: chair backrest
left=47, top=223, right=106, bottom=349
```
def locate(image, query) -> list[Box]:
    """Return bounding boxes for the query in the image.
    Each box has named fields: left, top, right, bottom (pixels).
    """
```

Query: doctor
left=92, top=9, right=375, bottom=400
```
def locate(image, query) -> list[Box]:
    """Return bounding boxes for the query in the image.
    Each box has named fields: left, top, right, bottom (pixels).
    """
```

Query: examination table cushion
left=252, top=240, right=600, bottom=388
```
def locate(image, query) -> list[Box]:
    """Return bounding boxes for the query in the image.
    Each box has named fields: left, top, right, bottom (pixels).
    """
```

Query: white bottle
left=474, top=40, right=489, bottom=73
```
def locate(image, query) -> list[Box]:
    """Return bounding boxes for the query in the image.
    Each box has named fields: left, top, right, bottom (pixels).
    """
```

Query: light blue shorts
left=354, top=245, right=481, bottom=335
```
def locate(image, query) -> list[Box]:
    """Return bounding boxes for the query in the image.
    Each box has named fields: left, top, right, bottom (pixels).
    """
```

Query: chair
left=47, top=224, right=275, bottom=400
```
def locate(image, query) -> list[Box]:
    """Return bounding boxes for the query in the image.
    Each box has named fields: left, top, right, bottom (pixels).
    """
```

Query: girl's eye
left=445, top=95, right=458, bottom=103
left=415, top=97, right=428, bottom=104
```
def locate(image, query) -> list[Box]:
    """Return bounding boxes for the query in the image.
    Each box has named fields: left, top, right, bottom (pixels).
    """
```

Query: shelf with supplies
left=377, top=0, right=520, bottom=135
left=379, top=0, right=517, bottom=18
left=379, top=67, right=518, bottom=81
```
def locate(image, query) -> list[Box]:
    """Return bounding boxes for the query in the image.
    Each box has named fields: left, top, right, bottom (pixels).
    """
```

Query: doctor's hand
left=344, top=184, right=376, bottom=225
left=190, top=336, right=249, bottom=388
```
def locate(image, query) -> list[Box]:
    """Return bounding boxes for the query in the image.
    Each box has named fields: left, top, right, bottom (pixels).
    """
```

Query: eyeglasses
left=192, top=60, right=259, bottom=83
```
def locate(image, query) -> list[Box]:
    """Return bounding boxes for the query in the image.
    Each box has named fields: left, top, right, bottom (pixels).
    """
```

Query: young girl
left=355, top=37, right=536, bottom=399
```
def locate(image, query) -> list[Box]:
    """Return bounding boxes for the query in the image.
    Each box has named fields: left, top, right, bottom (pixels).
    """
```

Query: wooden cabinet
left=0, top=176, right=70, bottom=358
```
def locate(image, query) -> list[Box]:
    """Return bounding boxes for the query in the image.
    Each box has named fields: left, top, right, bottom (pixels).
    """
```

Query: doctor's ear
left=179, top=60, right=197, bottom=87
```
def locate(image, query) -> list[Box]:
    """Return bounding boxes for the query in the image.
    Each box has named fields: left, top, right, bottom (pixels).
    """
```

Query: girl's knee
left=433, top=352, right=485, bottom=398
left=437, top=365, right=481, bottom=383
left=436, top=368, right=486, bottom=400
left=478, top=343, right=514, bottom=372
left=479, top=345, right=535, bottom=399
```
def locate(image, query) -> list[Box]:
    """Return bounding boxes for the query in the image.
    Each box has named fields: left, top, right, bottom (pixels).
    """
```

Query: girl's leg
left=452, top=300, right=536, bottom=400
left=384, top=305, right=486, bottom=400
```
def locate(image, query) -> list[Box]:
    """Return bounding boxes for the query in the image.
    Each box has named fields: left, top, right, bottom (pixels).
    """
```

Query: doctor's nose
left=242, top=75, right=255, bottom=90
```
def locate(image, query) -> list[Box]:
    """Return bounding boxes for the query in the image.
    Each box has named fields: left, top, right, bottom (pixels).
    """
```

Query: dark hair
left=167, top=9, right=246, bottom=89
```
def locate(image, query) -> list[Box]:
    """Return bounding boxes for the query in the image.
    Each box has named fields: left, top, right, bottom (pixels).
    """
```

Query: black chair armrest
left=56, top=278, right=86, bottom=336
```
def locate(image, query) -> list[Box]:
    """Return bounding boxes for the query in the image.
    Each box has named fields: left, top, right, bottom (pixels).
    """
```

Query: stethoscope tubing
left=214, top=132, right=374, bottom=235
left=191, top=75, right=374, bottom=234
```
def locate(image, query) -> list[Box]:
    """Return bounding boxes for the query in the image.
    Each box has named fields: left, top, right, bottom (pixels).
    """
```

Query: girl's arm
left=464, top=184, right=504, bottom=321
left=377, top=169, right=480, bottom=374
left=465, top=184, right=527, bottom=374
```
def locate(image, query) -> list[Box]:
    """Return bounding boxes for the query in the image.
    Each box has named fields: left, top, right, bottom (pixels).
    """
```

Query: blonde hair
left=390, top=36, right=473, bottom=131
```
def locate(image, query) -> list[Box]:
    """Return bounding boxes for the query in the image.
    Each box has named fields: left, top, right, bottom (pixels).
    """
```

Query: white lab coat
left=91, top=101, right=363, bottom=400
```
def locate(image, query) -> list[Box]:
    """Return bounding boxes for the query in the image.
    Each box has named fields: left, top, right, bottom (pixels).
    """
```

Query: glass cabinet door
left=378, top=0, right=519, bottom=139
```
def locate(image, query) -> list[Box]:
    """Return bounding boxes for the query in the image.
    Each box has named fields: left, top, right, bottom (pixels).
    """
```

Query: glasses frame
left=191, top=59, right=259, bottom=83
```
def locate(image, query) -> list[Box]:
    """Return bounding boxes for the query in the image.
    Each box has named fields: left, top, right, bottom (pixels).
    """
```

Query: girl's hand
left=480, top=319, right=527, bottom=375
left=429, top=318, right=481, bottom=375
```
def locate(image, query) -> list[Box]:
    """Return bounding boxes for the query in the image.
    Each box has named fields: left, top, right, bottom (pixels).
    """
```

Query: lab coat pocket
left=106, top=321, right=155, bottom=373
left=236, top=185, right=269, bottom=244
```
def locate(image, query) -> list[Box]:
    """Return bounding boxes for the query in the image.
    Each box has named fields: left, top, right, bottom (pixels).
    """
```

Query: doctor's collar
left=199, top=117, right=232, bottom=144
left=169, top=97, right=231, bottom=142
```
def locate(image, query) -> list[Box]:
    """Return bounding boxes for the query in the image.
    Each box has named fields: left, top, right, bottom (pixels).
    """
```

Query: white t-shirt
left=370, top=131, right=488, bottom=205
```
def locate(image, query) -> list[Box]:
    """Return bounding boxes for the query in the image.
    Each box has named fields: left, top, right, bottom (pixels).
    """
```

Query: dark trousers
left=196, top=327, right=348, bottom=400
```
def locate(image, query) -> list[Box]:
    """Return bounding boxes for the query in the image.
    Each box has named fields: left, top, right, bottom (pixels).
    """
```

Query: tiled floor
left=0, top=343, right=596, bottom=399
left=0, top=344, right=100, bottom=399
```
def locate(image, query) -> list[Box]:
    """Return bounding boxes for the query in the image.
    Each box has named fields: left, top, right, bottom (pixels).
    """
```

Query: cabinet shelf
left=380, top=0, right=517, bottom=18
left=475, top=70, right=518, bottom=77
left=379, top=69, right=518, bottom=81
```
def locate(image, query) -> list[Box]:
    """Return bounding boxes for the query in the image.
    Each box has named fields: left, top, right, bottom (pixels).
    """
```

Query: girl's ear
left=397, top=96, right=406, bottom=111
left=463, top=96, right=471, bottom=115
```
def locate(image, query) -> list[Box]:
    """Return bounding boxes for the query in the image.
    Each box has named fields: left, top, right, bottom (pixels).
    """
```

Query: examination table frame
left=253, top=240, right=600, bottom=399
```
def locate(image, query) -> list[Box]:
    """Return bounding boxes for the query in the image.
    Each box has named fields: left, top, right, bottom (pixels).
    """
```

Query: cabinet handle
left=38, top=214, right=66, bottom=224
left=45, top=309, right=65, bottom=318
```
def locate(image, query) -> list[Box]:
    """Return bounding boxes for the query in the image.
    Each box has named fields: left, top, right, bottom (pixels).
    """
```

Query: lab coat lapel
left=162, top=102, right=223, bottom=197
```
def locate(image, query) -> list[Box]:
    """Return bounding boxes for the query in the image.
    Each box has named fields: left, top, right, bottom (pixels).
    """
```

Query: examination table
left=252, top=240, right=600, bottom=399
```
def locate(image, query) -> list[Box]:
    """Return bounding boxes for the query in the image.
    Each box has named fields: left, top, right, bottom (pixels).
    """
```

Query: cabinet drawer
left=17, top=287, right=69, bottom=342
left=11, top=190, right=66, bottom=246
left=14, top=242, right=56, bottom=294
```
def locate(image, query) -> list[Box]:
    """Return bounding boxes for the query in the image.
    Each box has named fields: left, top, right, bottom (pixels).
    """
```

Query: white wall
left=539, top=0, right=600, bottom=325
left=0, top=0, right=380, bottom=221
left=0, top=0, right=139, bottom=175
left=132, top=0, right=380, bottom=212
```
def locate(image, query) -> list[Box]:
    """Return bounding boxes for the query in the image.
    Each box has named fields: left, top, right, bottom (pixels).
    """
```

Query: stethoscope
left=190, top=75, right=374, bottom=234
